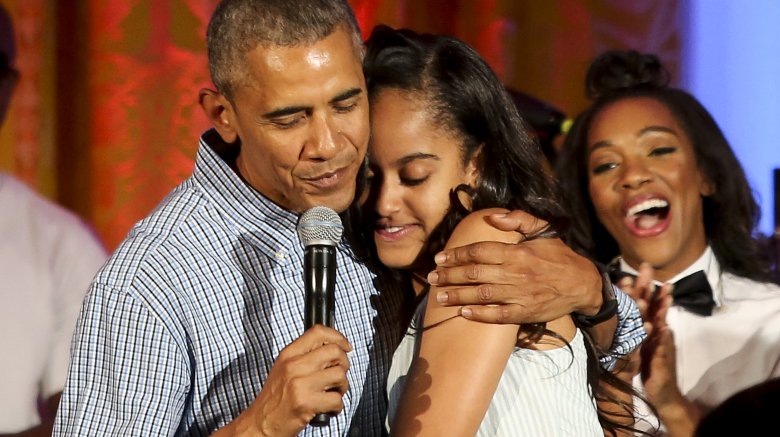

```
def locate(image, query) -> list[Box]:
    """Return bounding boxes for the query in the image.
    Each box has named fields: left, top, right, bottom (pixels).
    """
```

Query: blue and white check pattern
left=54, top=130, right=405, bottom=436
left=601, top=286, right=646, bottom=370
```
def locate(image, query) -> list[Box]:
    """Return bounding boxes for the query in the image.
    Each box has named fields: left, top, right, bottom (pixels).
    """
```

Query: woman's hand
left=617, top=264, right=699, bottom=437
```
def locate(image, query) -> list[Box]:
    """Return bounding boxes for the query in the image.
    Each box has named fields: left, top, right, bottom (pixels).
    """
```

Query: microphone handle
left=303, top=245, right=337, bottom=427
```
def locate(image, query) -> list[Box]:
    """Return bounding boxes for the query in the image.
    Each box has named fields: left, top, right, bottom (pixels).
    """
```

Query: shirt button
left=275, top=249, right=287, bottom=260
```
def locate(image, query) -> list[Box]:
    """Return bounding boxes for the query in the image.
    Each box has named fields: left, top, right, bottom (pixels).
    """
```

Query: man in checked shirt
left=54, top=1, right=643, bottom=436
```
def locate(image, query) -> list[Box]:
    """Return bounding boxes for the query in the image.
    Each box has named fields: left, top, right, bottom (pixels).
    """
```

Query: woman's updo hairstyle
left=585, top=50, right=670, bottom=100
left=557, top=49, right=773, bottom=282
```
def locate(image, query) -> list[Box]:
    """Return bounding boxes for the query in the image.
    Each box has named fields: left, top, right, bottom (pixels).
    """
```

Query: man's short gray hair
left=207, top=0, right=364, bottom=102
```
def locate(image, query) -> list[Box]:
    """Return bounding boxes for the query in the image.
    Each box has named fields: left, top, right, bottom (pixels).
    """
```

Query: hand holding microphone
left=297, top=206, right=344, bottom=427
left=237, top=207, right=349, bottom=435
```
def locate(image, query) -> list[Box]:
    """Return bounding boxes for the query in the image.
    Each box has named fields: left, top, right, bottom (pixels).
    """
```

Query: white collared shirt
left=620, top=247, right=780, bottom=433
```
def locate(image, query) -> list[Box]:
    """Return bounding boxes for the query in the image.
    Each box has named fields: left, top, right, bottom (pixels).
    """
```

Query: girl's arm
left=391, top=208, right=575, bottom=436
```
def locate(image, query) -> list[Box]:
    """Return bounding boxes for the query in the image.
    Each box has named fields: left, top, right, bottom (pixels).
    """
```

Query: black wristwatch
left=573, top=271, right=618, bottom=328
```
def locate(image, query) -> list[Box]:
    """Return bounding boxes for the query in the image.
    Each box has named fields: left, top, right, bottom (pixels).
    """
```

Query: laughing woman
left=357, top=26, right=645, bottom=436
left=556, top=50, right=780, bottom=436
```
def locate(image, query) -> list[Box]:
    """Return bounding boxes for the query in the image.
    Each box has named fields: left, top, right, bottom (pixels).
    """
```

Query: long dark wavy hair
left=360, top=25, right=566, bottom=267
left=345, top=25, right=647, bottom=436
left=556, top=50, right=773, bottom=283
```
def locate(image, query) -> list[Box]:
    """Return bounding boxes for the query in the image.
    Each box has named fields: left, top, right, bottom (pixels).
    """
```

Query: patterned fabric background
left=0, top=0, right=680, bottom=250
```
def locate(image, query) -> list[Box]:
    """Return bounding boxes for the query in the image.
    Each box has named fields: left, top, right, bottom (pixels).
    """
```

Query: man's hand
left=212, top=325, right=352, bottom=437
left=428, top=210, right=602, bottom=324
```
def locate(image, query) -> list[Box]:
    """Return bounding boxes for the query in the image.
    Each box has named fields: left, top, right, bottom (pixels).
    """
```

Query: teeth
left=627, top=199, right=669, bottom=217
left=385, top=226, right=403, bottom=233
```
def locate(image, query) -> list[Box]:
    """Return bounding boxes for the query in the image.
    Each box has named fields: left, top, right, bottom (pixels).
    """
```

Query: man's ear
left=199, top=88, right=238, bottom=143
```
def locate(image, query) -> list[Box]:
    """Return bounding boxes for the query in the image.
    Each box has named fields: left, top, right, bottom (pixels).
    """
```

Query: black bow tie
left=609, top=265, right=716, bottom=317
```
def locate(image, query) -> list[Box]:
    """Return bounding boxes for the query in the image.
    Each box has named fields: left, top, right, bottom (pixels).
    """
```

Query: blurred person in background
left=0, top=4, right=108, bottom=436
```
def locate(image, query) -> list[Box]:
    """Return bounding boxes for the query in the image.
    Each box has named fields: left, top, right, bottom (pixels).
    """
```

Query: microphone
left=296, top=206, right=344, bottom=427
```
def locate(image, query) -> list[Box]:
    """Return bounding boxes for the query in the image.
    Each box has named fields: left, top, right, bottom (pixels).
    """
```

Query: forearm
left=393, top=209, right=519, bottom=435
left=392, top=302, right=517, bottom=436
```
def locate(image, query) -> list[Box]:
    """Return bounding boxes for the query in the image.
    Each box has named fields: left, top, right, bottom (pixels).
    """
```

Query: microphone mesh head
left=297, top=206, right=344, bottom=247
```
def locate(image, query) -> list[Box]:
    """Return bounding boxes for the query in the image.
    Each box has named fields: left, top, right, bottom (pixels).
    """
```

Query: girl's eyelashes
left=650, top=146, right=677, bottom=156
left=400, top=175, right=429, bottom=187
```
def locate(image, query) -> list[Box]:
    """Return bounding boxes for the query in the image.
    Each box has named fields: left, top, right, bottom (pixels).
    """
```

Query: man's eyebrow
left=260, top=88, right=363, bottom=119
left=330, top=87, right=362, bottom=103
left=262, top=105, right=310, bottom=119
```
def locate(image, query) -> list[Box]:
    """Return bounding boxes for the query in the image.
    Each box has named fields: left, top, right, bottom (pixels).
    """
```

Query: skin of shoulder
left=391, top=208, right=574, bottom=435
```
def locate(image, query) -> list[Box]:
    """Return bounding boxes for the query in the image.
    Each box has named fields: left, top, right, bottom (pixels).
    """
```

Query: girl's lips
left=374, top=224, right=417, bottom=242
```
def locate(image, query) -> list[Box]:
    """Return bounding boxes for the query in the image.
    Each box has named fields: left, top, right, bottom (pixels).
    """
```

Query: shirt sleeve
left=599, top=286, right=646, bottom=371
left=53, top=283, right=190, bottom=437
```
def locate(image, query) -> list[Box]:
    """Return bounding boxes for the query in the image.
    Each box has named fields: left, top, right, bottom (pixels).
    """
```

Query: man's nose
left=302, top=113, right=341, bottom=161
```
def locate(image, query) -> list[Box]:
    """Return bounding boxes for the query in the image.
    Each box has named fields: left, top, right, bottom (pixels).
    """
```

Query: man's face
left=228, top=28, right=369, bottom=213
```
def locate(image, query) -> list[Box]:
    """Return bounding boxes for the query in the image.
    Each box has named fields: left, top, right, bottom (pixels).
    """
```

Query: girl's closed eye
left=400, top=175, right=429, bottom=186
left=398, top=161, right=433, bottom=187
left=650, top=146, right=677, bottom=156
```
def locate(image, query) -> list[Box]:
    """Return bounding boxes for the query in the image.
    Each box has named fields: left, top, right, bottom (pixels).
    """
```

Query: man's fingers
left=280, top=325, right=352, bottom=360
left=458, top=305, right=518, bottom=324
left=313, top=364, right=350, bottom=396
left=288, top=366, right=348, bottom=416
left=305, top=342, right=351, bottom=371
left=434, top=285, right=514, bottom=306
left=484, top=209, right=549, bottom=235
left=303, top=325, right=353, bottom=352
left=433, top=241, right=512, bottom=268
left=429, top=263, right=516, bottom=286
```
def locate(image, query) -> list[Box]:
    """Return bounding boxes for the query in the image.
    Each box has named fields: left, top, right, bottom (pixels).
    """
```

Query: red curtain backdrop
left=0, top=0, right=680, bottom=250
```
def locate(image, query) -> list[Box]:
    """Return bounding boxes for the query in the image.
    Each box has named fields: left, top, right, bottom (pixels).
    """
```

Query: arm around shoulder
left=391, top=209, right=521, bottom=436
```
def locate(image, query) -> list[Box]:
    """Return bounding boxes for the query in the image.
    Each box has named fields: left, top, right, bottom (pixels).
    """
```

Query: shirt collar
left=192, top=129, right=300, bottom=264
left=618, top=245, right=724, bottom=306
